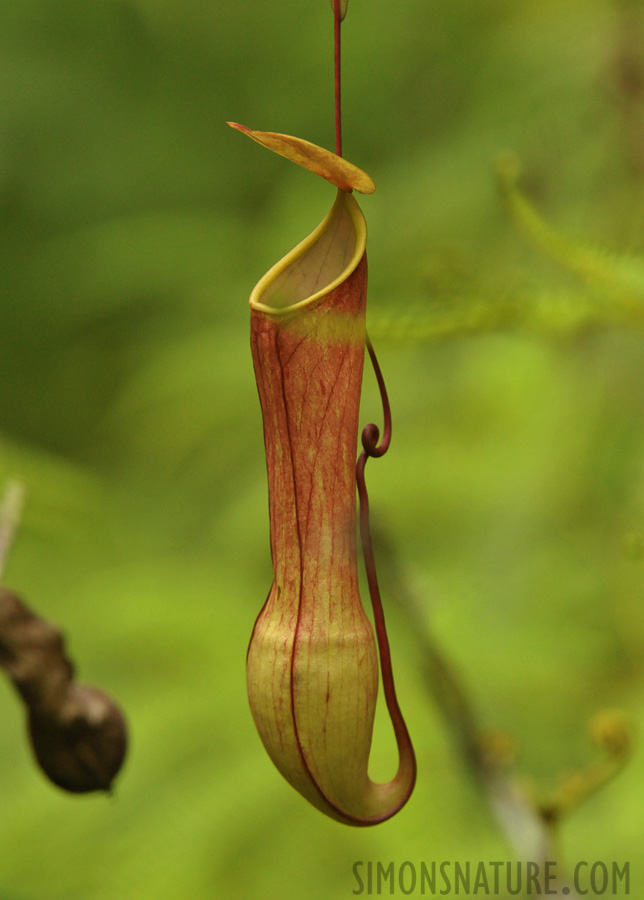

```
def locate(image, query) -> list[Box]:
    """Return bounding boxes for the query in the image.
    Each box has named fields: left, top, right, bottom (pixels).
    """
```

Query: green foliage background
left=1, top=0, right=643, bottom=896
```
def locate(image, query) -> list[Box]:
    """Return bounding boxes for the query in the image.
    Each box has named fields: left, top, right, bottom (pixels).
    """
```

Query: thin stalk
left=0, top=480, right=26, bottom=582
left=333, top=0, right=342, bottom=157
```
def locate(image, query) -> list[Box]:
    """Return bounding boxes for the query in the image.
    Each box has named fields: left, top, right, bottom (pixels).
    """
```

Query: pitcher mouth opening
left=249, top=189, right=367, bottom=316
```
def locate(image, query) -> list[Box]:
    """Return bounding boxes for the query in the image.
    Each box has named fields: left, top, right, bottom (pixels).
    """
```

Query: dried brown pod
left=0, top=586, right=127, bottom=793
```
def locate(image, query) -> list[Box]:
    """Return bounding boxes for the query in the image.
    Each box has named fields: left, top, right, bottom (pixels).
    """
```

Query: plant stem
left=377, top=541, right=581, bottom=895
left=0, top=480, right=26, bottom=582
left=334, top=0, right=342, bottom=157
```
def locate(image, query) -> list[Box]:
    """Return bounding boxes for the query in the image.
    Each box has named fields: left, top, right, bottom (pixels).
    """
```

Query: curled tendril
left=359, top=337, right=392, bottom=459
left=356, top=336, right=415, bottom=784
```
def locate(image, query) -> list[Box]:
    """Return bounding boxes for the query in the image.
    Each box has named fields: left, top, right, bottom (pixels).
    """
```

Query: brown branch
left=0, top=588, right=128, bottom=794
left=0, top=481, right=127, bottom=793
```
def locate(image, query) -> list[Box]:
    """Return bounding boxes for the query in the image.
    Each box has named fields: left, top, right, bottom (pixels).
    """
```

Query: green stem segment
left=0, top=481, right=25, bottom=582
